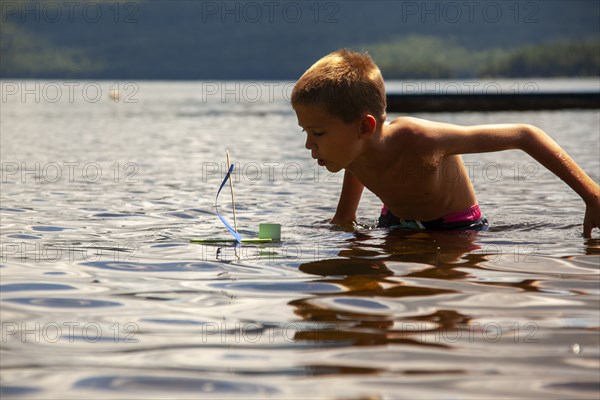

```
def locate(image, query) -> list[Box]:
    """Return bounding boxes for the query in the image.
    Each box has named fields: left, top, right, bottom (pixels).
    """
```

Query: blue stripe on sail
left=215, top=163, right=242, bottom=243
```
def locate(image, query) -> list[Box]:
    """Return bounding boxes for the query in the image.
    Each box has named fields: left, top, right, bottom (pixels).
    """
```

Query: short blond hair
left=291, top=49, right=386, bottom=124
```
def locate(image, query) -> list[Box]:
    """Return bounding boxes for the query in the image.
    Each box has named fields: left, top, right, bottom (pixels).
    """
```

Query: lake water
left=1, top=80, right=599, bottom=399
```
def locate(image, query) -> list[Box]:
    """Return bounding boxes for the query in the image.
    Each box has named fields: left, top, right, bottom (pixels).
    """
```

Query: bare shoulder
left=388, top=115, right=423, bottom=128
left=387, top=116, right=538, bottom=157
left=385, top=116, right=441, bottom=148
left=389, top=116, right=466, bottom=132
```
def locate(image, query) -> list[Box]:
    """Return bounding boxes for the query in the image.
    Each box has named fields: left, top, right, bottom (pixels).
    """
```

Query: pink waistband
left=380, top=204, right=482, bottom=223
left=442, top=204, right=482, bottom=223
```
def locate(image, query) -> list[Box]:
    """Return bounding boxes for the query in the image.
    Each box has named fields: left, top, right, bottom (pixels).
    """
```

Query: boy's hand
left=583, top=197, right=600, bottom=238
left=330, top=216, right=357, bottom=232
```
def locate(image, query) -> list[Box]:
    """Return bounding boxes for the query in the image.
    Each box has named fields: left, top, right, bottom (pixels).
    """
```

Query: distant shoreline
left=386, top=92, right=600, bottom=112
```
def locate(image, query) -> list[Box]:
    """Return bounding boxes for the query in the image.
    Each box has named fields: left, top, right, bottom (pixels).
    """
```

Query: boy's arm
left=331, top=170, right=364, bottom=226
left=519, top=125, right=599, bottom=238
left=425, top=120, right=600, bottom=237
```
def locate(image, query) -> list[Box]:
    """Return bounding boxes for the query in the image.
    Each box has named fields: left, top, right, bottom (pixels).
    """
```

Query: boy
left=291, top=49, right=600, bottom=238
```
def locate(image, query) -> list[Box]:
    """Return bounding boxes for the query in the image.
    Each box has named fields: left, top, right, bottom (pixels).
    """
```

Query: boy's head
left=291, top=49, right=387, bottom=125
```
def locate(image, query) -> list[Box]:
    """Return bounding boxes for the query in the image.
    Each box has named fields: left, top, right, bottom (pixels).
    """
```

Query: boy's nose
left=305, top=135, right=314, bottom=150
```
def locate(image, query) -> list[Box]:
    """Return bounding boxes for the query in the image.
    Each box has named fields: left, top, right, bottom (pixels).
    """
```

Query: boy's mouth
left=312, top=154, right=326, bottom=166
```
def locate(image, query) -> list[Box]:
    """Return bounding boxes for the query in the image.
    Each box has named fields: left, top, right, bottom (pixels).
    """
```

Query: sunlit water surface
left=1, top=81, right=599, bottom=399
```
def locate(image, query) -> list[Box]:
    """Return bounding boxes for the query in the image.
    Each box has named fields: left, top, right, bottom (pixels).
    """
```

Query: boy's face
left=294, top=104, right=364, bottom=173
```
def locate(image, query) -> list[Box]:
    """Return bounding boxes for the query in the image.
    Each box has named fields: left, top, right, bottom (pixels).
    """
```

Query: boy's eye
left=300, top=128, right=325, bottom=137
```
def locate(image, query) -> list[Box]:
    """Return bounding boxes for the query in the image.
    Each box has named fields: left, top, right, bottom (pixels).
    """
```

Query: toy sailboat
left=190, top=151, right=281, bottom=244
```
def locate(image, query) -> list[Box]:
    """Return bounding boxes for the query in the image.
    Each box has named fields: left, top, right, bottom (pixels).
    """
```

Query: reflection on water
left=1, top=81, right=599, bottom=399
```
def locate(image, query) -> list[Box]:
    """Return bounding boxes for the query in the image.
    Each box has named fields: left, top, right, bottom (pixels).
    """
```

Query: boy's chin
left=325, top=164, right=343, bottom=173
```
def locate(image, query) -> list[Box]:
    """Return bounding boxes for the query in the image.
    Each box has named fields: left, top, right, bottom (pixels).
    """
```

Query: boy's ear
left=359, top=114, right=377, bottom=137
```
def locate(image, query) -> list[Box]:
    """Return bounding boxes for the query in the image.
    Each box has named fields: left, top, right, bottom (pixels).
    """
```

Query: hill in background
left=1, top=0, right=599, bottom=79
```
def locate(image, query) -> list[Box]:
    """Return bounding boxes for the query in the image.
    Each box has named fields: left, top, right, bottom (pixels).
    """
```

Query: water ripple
left=3, top=297, right=122, bottom=308
left=74, top=375, right=279, bottom=395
